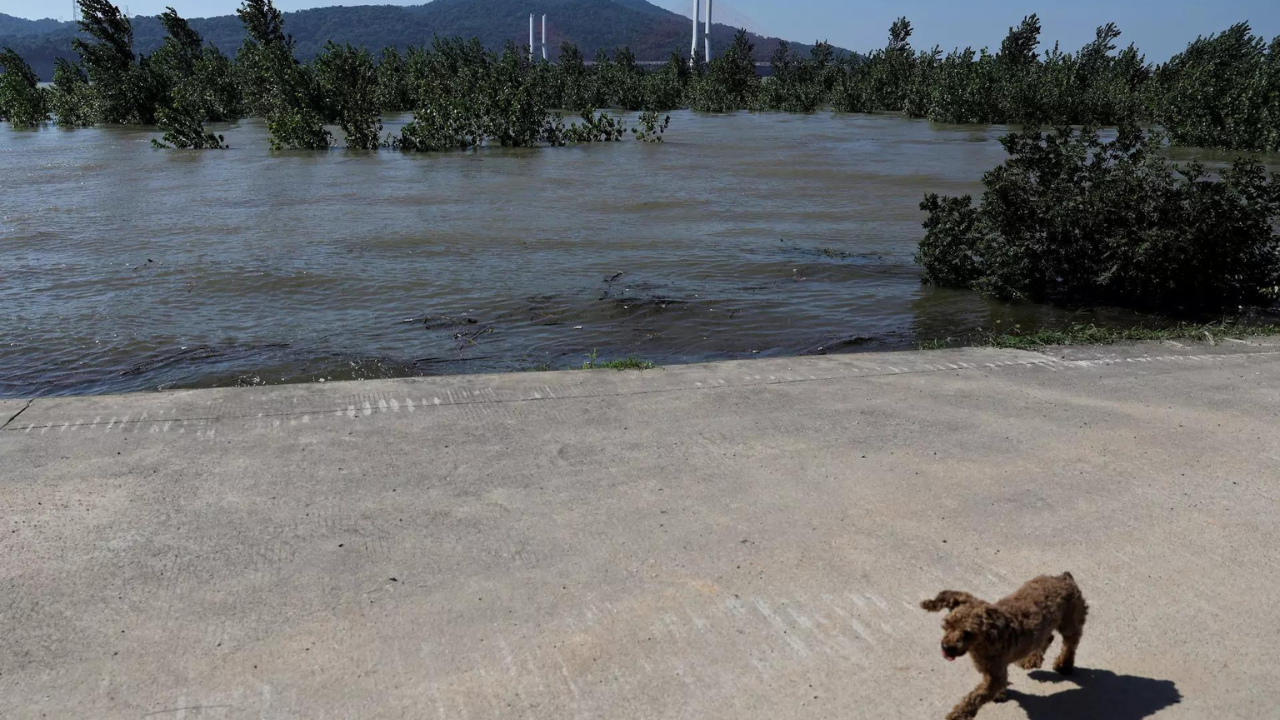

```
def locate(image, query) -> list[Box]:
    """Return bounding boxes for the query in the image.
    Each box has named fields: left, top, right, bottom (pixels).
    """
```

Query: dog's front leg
left=946, top=668, right=1008, bottom=720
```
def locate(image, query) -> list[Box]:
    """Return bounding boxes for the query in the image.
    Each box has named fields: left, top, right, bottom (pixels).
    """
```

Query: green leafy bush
left=149, top=9, right=236, bottom=149
left=917, top=126, right=1280, bottom=313
left=1149, top=23, right=1280, bottom=152
left=688, top=30, right=760, bottom=112
left=48, top=58, right=95, bottom=126
left=153, top=99, right=227, bottom=148
left=73, top=0, right=161, bottom=125
left=631, top=110, right=669, bottom=142
left=0, top=47, right=49, bottom=126
left=314, top=41, right=382, bottom=149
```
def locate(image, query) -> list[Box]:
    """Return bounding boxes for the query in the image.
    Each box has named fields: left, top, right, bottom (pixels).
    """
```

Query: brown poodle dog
left=922, top=572, right=1088, bottom=720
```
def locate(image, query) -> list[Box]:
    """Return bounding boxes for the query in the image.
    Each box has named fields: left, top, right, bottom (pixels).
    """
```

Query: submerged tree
left=235, top=0, right=330, bottom=149
left=553, top=42, right=595, bottom=111
left=374, top=46, right=412, bottom=113
left=642, top=50, right=690, bottom=111
left=0, top=47, right=49, bottom=127
left=594, top=47, right=646, bottom=110
left=73, top=0, right=159, bottom=124
left=314, top=41, right=382, bottom=149
left=917, top=126, right=1280, bottom=312
left=762, top=41, right=830, bottom=113
left=1149, top=22, right=1280, bottom=152
left=48, top=59, right=96, bottom=126
left=688, top=29, right=760, bottom=112
left=150, top=8, right=236, bottom=148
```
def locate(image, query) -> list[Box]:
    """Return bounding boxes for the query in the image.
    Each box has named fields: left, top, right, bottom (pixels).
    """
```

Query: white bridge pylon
left=529, top=13, right=548, bottom=61
left=690, top=0, right=714, bottom=65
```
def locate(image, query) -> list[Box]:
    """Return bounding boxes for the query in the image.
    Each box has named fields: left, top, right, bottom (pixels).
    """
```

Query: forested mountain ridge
left=1, top=2, right=841, bottom=80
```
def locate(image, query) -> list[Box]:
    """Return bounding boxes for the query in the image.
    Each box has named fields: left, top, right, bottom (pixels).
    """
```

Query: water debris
left=609, top=296, right=686, bottom=311
left=405, top=314, right=479, bottom=330
left=454, top=325, right=495, bottom=349
left=801, top=336, right=874, bottom=355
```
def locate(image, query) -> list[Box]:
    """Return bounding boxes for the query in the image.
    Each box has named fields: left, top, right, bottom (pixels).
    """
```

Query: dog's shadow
left=1007, top=668, right=1181, bottom=720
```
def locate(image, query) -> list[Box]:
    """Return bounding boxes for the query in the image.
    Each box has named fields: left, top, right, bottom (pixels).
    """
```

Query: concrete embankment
left=3, top=339, right=1279, bottom=719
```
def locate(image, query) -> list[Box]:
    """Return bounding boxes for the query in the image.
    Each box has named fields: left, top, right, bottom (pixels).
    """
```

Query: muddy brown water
left=0, top=111, right=1251, bottom=397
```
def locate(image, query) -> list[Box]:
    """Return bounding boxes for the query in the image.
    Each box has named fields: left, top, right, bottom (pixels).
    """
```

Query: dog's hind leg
left=1053, top=593, right=1088, bottom=675
left=1018, top=634, right=1054, bottom=670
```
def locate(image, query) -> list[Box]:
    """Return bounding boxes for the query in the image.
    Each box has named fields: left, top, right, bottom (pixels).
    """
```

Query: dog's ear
left=977, top=605, right=1010, bottom=640
left=921, top=590, right=980, bottom=612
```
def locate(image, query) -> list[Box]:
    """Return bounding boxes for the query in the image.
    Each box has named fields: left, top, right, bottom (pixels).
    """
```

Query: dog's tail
left=1060, top=572, right=1088, bottom=623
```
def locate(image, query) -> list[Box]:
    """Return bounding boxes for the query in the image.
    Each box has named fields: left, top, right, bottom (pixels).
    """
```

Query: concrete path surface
left=4, top=339, right=1280, bottom=719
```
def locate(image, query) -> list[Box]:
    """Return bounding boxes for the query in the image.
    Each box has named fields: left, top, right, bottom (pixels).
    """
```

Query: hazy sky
left=6, top=0, right=1278, bottom=61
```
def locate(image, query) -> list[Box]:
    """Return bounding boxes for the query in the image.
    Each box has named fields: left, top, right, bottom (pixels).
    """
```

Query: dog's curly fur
left=922, top=572, right=1087, bottom=720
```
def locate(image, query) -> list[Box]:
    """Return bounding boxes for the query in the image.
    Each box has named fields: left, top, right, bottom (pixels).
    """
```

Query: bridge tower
left=704, top=0, right=713, bottom=61
left=690, top=0, right=700, bottom=65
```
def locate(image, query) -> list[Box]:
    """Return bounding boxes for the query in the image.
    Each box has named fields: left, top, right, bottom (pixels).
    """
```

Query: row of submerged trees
left=0, top=0, right=675, bottom=149
left=2, top=2, right=1279, bottom=152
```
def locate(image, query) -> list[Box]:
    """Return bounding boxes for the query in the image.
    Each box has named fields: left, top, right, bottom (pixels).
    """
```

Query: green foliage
left=266, top=104, right=332, bottom=150
left=73, top=0, right=160, bottom=124
left=150, top=8, right=238, bottom=149
left=2, top=1, right=830, bottom=83
left=48, top=58, right=95, bottom=126
left=917, top=126, right=1280, bottom=313
left=631, top=110, right=669, bottom=142
left=553, top=42, right=595, bottom=111
left=595, top=47, right=646, bottom=110
left=0, top=47, right=49, bottom=126
left=564, top=110, right=626, bottom=142
left=394, top=102, right=483, bottom=151
left=234, top=0, right=294, bottom=118
left=374, top=46, right=411, bottom=112
left=484, top=43, right=553, bottom=147
left=235, top=0, right=331, bottom=149
left=153, top=98, right=227, bottom=148
left=4, top=6, right=1277, bottom=155
left=761, top=41, right=835, bottom=113
left=829, top=16, right=1149, bottom=127
left=641, top=50, right=689, bottom=111
left=186, top=46, right=243, bottom=122
left=1149, top=23, right=1280, bottom=152
left=314, top=41, right=382, bottom=149
left=981, top=321, right=1280, bottom=349
left=917, top=320, right=1280, bottom=350
left=580, top=350, right=657, bottom=370
left=392, top=38, right=559, bottom=151
left=688, top=29, right=760, bottom=112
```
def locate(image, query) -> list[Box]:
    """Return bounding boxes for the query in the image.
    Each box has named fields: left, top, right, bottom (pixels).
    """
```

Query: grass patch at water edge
left=580, top=351, right=658, bottom=370
left=919, top=321, right=1280, bottom=351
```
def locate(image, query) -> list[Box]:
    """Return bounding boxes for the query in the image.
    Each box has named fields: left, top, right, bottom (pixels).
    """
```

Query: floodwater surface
left=0, top=111, right=1177, bottom=396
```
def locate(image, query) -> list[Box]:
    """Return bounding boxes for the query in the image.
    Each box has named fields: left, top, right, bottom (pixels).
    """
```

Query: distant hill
left=1, top=2, right=847, bottom=81
left=0, top=13, right=66, bottom=36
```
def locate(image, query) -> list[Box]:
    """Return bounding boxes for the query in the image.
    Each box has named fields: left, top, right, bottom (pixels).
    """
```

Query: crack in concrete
left=2, top=400, right=33, bottom=430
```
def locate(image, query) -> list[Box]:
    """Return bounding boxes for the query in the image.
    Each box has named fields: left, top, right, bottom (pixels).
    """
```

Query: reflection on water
left=0, top=111, right=1246, bottom=397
